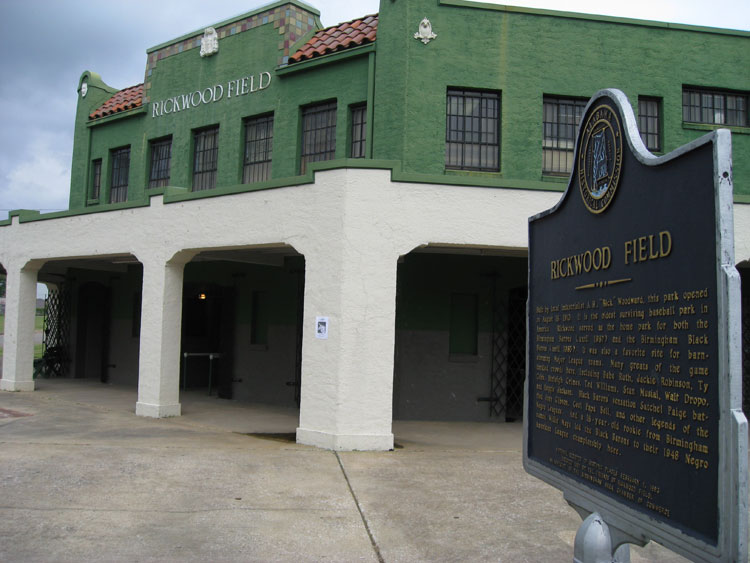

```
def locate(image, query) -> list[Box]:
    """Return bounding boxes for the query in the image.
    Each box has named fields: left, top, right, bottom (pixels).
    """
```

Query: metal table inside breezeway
left=182, top=352, right=222, bottom=395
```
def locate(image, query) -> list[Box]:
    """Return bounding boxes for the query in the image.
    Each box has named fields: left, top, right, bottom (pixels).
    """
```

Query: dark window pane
left=193, top=126, right=219, bottom=191
left=110, top=147, right=130, bottom=203
left=350, top=104, right=367, bottom=158
left=683, top=87, right=749, bottom=127
left=250, top=291, right=268, bottom=346
left=300, top=102, right=337, bottom=173
left=243, top=114, right=274, bottom=184
left=91, top=159, right=102, bottom=200
left=445, top=89, right=500, bottom=171
left=542, top=96, right=586, bottom=175
left=148, top=137, right=172, bottom=188
left=638, top=97, right=661, bottom=152
left=449, top=293, right=478, bottom=356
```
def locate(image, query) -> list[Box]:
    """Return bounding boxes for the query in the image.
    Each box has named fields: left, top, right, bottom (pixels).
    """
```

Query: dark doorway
left=393, top=250, right=528, bottom=422
left=181, top=249, right=305, bottom=410
left=75, top=282, right=111, bottom=382
left=181, top=284, right=235, bottom=398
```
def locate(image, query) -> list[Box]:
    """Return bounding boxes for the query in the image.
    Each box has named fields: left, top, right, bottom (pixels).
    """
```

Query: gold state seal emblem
left=577, top=103, right=623, bottom=214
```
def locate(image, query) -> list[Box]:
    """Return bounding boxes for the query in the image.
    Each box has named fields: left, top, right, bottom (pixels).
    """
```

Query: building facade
left=1, top=0, right=748, bottom=450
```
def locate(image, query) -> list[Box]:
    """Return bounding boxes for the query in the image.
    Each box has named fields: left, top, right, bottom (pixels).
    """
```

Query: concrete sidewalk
left=0, top=379, right=691, bottom=562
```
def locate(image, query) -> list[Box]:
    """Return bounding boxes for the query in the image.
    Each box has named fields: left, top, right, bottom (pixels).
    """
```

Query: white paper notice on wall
left=315, top=317, right=329, bottom=339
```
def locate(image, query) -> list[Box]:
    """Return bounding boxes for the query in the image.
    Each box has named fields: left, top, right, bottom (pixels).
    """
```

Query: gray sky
left=1, top=0, right=748, bottom=219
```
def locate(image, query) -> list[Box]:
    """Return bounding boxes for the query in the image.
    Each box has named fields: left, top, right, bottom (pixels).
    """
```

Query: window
left=91, top=159, right=102, bottom=200
left=683, top=87, right=748, bottom=127
left=449, top=293, right=478, bottom=356
left=446, top=89, right=500, bottom=171
left=300, top=101, right=337, bottom=173
left=193, top=126, right=219, bottom=191
left=148, top=137, right=172, bottom=188
left=250, top=290, right=269, bottom=346
left=543, top=96, right=587, bottom=175
left=110, top=147, right=130, bottom=203
left=243, top=114, right=274, bottom=183
left=350, top=104, right=367, bottom=158
left=638, top=97, right=661, bottom=152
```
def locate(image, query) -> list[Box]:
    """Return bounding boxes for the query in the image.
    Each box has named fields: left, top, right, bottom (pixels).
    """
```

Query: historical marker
left=524, top=89, right=747, bottom=562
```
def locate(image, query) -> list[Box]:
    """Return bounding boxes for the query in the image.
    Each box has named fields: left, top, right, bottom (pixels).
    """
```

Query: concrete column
left=1, top=260, right=40, bottom=392
left=296, top=246, right=397, bottom=451
left=135, top=251, right=193, bottom=417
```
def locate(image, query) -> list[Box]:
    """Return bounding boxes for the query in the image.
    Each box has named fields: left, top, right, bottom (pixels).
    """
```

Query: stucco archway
left=392, top=245, right=528, bottom=422
left=176, top=244, right=305, bottom=431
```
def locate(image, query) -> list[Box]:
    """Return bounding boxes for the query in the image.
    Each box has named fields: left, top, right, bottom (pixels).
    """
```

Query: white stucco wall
left=1, top=168, right=747, bottom=449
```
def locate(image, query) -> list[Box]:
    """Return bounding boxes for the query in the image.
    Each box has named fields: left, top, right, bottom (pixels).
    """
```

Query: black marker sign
left=524, top=89, right=746, bottom=562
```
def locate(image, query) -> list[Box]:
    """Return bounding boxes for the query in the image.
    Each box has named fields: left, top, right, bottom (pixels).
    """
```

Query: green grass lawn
left=0, top=315, right=44, bottom=359
left=0, top=343, right=43, bottom=359
left=0, top=315, right=43, bottom=334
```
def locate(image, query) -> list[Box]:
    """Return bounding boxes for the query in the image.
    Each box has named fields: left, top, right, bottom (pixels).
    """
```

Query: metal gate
left=40, top=287, right=71, bottom=378
left=487, top=283, right=527, bottom=421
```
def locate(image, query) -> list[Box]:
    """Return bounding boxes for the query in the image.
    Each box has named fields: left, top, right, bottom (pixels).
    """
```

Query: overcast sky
left=0, top=0, right=748, bottom=220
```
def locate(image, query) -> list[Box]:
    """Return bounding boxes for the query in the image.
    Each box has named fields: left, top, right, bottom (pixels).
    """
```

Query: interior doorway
left=181, top=283, right=235, bottom=397
left=75, top=282, right=111, bottom=382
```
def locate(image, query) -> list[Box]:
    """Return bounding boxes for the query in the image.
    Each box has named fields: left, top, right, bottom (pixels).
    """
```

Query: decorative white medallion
left=200, top=27, right=219, bottom=58
left=414, top=18, right=437, bottom=44
left=80, top=81, right=88, bottom=98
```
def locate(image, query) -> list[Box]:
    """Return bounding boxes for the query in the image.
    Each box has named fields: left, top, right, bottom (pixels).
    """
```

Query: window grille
left=148, top=137, right=172, bottom=188
left=110, top=147, right=130, bottom=203
left=683, top=87, right=748, bottom=127
left=91, top=159, right=102, bottom=200
left=446, top=89, right=500, bottom=171
left=638, top=97, right=661, bottom=152
left=350, top=104, right=367, bottom=158
left=542, top=96, right=587, bottom=175
left=243, top=115, right=274, bottom=183
left=193, top=126, right=219, bottom=191
left=300, top=101, right=337, bottom=173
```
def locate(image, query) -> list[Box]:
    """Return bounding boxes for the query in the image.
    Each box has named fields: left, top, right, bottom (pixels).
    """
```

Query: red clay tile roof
left=288, top=14, right=377, bottom=64
left=89, top=83, right=144, bottom=120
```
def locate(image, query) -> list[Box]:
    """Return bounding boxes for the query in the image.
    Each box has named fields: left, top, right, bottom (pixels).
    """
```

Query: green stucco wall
left=66, top=0, right=750, bottom=215
left=374, top=0, right=749, bottom=194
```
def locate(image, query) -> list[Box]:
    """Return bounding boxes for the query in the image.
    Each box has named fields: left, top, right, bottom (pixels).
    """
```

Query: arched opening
left=33, top=255, right=143, bottom=396
left=392, top=245, right=528, bottom=422
left=179, top=245, right=305, bottom=427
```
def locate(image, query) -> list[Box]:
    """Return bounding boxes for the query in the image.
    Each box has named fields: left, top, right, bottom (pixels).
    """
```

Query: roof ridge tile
left=89, top=83, right=144, bottom=120
left=288, top=13, right=378, bottom=65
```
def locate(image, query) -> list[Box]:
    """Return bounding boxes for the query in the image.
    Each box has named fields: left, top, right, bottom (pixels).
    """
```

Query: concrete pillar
left=0, top=260, right=40, bottom=392
left=296, top=246, right=397, bottom=451
left=135, top=251, right=193, bottom=417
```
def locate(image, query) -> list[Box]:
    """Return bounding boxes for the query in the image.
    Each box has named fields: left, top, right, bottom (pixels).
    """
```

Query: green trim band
left=3, top=161, right=747, bottom=225
left=683, top=123, right=750, bottom=136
